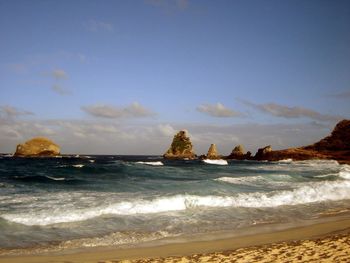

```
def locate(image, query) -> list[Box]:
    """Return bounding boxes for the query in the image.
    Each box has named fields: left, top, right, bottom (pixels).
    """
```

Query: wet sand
left=1, top=218, right=350, bottom=263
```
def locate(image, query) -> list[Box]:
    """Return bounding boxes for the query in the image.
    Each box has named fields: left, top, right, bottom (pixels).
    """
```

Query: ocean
left=0, top=155, right=350, bottom=253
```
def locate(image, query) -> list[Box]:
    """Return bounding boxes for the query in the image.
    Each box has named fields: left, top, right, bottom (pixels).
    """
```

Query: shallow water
left=0, top=156, right=349, bottom=249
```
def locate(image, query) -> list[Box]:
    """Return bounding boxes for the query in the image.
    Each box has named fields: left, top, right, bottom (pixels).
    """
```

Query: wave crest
left=203, top=159, right=228, bottom=165
left=2, top=179, right=350, bottom=226
left=136, top=161, right=164, bottom=166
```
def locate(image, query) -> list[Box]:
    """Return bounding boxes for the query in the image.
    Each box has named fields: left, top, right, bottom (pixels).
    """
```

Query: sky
left=0, top=0, right=349, bottom=155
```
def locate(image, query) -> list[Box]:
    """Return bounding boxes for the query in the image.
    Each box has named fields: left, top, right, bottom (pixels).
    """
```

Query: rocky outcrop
left=254, top=145, right=272, bottom=160
left=256, top=120, right=350, bottom=163
left=227, top=145, right=251, bottom=160
left=305, top=120, right=350, bottom=151
left=206, top=144, right=220, bottom=159
left=14, top=137, right=60, bottom=157
left=163, top=130, right=196, bottom=159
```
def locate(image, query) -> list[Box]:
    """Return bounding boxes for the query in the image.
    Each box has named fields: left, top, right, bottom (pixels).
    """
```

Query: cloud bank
left=81, top=102, right=155, bottom=119
left=0, top=105, right=34, bottom=119
left=52, top=84, right=71, bottom=96
left=197, top=103, right=241, bottom=118
left=244, top=101, right=341, bottom=122
left=85, top=19, right=114, bottom=32
left=52, top=69, right=68, bottom=80
left=329, top=90, right=350, bottom=99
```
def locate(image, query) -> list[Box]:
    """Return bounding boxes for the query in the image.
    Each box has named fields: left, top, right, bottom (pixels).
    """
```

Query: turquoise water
left=0, top=155, right=350, bottom=250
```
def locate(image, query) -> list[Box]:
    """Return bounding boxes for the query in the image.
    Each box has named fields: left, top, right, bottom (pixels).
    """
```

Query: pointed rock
left=206, top=144, right=220, bottom=159
left=227, top=144, right=251, bottom=160
left=163, top=130, right=196, bottom=159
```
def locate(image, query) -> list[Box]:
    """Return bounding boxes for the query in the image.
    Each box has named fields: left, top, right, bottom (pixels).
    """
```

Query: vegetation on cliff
left=163, top=130, right=196, bottom=159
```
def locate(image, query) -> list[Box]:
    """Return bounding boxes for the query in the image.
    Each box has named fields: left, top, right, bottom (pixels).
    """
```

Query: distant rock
left=254, top=120, right=350, bottom=164
left=206, top=144, right=220, bottom=159
left=14, top=137, right=60, bottom=157
left=226, top=145, right=249, bottom=160
left=163, top=130, right=196, bottom=159
left=254, top=145, right=272, bottom=160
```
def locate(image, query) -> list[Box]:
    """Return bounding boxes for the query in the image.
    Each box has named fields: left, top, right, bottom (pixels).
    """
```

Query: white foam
left=73, top=164, right=84, bottom=168
left=203, top=159, right=228, bottom=165
left=3, top=179, right=350, bottom=226
left=89, top=160, right=95, bottom=163
left=45, top=176, right=66, bottom=181
left=278, top=159, right=293, bottom=163
left=216, top=174, right=293, bottom=186
left=136, top=161, right=164, bottom=166
left=216, top=176, right=266, bottom=185
left=339, top=165, right=350, bottom=180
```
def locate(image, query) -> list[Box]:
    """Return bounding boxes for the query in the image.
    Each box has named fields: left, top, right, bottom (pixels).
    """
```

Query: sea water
left=0, top=156, right=350, bottom=251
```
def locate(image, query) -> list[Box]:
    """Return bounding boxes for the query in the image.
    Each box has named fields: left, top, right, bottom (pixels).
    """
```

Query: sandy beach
left=1, top=218, right=350, bottom=263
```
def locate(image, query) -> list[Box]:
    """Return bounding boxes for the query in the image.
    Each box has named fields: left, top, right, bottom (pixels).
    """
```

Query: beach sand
left=1, top=218, right=350, bottom=263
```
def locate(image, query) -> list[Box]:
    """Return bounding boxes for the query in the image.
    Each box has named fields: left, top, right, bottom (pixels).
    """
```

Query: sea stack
left=14, top=137, right=60, bottom=157
left=206, top=144, right=220, bottom=159
left=163, top=130, right=196, bottom=159
left=226, top=145, right=251, bottom=160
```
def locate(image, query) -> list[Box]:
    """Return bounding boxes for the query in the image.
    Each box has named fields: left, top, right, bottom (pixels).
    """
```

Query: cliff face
left=163, top=131, right=196, bottom=159
left=255, top=120, right=350, bottom=163
left=14, top=137, right=60, bottom=157
left=305, top=120, right=350, bottom=151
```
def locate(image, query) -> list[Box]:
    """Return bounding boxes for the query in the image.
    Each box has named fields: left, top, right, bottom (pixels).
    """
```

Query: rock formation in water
left=163, top=130, right=196, bottom=159
left=14, top=137, right=60, bottom=157
left=226, top=145, right=251, bottom=160
left=254, top=145, right=273, bottom=160
left=205, top=144, right=220, bottom=159
left=254, top=120, right=350, bottom=163
left=224, top=120, right=350, bottom=163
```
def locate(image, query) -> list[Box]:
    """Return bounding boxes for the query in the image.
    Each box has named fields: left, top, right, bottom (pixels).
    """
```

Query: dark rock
left=226, top=145, right=250, bottom=160
left=253, top=120, right=350, bottom=164
left=254, top=145, right=272, bottom=160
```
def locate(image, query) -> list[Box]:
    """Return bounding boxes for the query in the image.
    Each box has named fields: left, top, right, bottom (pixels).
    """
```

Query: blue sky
left=0, top=0, right=349, bottom=154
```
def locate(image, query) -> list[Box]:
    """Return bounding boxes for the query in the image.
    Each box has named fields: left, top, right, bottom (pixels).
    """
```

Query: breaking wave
left=136, top=161, right=164, bottom=166
left=203, top=159, right=228, bottom=165
left=339, top=165, right=350, bottom=180
left=3, top=179, right=350, bottom=226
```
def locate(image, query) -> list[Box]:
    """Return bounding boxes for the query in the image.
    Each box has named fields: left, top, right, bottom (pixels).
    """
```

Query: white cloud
left=52, top=69, right=68, bottom=80
left=52, top=84, right=71, bottom=95
left=85, top=19, right=114, bottom=32
left=156, top=124, right=176, bottom=137
left=197, top=103, right=242, bottom=117
left=330, top=90, right=350, bottom=99
left=7, top=63, right=27, bottom=73
left=0, top=105, right=34, bottom=119
left=243, top=101, right=342, bottom=122
left=146, top=0, right=189, bottom=11
left=81, top=102, right=155, bottom=119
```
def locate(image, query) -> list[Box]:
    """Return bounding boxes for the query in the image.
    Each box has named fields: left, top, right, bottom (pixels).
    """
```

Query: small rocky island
left=14, top=137, right=60, bottom=157
left=163, top=130, right=196, bottom=159
left=206, top=144, right=220, bottom=159
left=227, top=145, right=251, bottom=160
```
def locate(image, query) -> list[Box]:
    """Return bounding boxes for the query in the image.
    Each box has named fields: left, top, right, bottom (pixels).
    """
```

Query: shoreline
left=1, top=217, right=350, bottom=263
